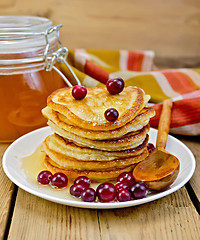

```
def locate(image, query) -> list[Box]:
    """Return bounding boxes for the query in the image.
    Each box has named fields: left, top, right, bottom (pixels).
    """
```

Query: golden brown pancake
left=48, top=121, right=150, bottom=151
left=44, top=155, right=139, bottom=182
left=44, top=133, right=149, bottom=161
left=42, top=106, right=154, bottom=140
left=41, top=141, right=149, bottom=170
left=47, top=86, right=150, bottom=131
left=41, top=86, right=154, bottom=182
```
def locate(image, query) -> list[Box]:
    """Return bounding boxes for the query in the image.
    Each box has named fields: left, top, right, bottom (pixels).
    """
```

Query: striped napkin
left=61, top=49, right=200, bottom=136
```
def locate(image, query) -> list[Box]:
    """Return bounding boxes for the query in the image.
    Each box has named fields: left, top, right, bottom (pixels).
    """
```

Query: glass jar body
left=0, top=68, right=64, bottom=142
left=0, top=16, right=65, bottom=142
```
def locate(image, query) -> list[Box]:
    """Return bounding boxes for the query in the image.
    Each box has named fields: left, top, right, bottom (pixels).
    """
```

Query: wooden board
left=7, top=187, right=200, bottom=240
left=0, top=0, right=200, bottom=67
left=0, top=144, right=14, bottom=240
left=177, top=136, right=200, bottom=202
left=98, top=188, right=200, bottom=240
left=8, top=189, right=101, bottom=240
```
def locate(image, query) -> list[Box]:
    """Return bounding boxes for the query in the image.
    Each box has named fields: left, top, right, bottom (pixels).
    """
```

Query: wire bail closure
left=44, top=24, right=81, bottom=87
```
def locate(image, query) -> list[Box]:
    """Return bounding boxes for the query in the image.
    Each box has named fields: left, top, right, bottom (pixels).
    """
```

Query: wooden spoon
left=132, top=99, right=180, bottom=191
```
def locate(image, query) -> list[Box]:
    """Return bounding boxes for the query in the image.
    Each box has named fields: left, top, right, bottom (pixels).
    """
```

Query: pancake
left=41, top=141, right=149, bottom=170
left=42, top=106, right=154, bottom=140
left=47, top=86, right=150, bottom=131
left=41, top=85, right=154, bottom=182
left=44, top=155, right=139, bottom=182
left=44, top=133, right=149, bottom=161
left=48, top=121, right=150, bottom=151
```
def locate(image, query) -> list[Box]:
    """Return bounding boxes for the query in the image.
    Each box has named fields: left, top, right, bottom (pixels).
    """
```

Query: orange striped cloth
left=61, top=49, right=200, bottom=136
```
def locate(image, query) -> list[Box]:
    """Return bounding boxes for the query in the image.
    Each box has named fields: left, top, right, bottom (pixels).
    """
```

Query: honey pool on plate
left=21, top=148, right=100, bottom=201
left=21, top=147, right=76, bottom=201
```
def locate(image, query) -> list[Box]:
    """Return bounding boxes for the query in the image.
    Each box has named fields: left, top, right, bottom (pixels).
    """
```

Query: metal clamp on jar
left=0, top=16, right=79, bottom=142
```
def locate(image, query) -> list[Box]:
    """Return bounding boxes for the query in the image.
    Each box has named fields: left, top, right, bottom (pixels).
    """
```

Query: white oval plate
left=3, top=127, right=195, bottom=209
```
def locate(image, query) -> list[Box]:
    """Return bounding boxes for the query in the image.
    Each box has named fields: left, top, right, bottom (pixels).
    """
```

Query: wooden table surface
left=0, top=0, right=200, bottom=239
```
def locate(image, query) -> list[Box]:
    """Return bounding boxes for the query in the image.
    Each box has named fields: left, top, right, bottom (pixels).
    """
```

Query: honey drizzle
left=20, top=148, right=99, bottom=201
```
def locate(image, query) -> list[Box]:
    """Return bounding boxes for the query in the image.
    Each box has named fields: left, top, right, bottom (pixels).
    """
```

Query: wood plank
left=0, top=0, right=200, bottom=67
left=8, top=189, right=101, bottom=240
left=178, top=137, right=200, bottom=202
left=0, top=144, right=15, bottom=240
left=7, top=187, right=200, bottom=240
left=98, top=188, right=200, bottom=240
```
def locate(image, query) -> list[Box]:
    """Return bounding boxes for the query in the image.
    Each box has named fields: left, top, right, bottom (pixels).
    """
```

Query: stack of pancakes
left=41, top=86, right=155, bottom=182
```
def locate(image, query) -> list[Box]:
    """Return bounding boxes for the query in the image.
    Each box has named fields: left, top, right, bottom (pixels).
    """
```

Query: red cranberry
left=104, top=108, right=119, bottom=122
left=51, top=172, right=68, bottom=188
left=81, top=188, right=96, bottom=202
left=117, top=172, right=135, bottom=187
left=37, top=170, right=52, bottom=185
left=70, top=184, right=87, bottom=197
left=106, top=78, right=124, bottom=95
left=115, top=181, right=130, bottom=192
left=72, top=85, right=87, bottom=100
left=117, top=189, right=131, bottom=202
left=74, top=176, right=91, bottom=188
left=96, top=182, right=116, bottom=202
left=130, top=182, right=148, bottom=199
left=147, top=143, right=156, bottom=153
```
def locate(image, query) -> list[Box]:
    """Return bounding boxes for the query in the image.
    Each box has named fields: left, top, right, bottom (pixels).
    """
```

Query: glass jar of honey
left=0, top=16, right=66, bottom=142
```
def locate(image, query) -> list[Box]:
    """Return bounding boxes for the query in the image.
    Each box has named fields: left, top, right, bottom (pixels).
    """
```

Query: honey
left=0, top=69, right=64, bottom=142
left=21, top=147, right=46, bottom=182
left=21, top=147, right=99, bottom=201
left=21, top=147, right=75, bottom=200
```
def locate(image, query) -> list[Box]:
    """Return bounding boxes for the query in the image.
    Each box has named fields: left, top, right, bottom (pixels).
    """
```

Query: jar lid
left=0, top=16, right=80, bottom=86
left=0, top=16, right=57, bottom=65
left=0, top=16, right=52, bottom=34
